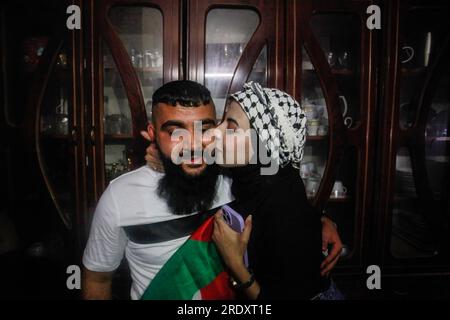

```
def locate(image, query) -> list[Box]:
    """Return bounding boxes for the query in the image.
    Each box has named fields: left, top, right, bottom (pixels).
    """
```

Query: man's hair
left=152, top=80, right=213, bottom=108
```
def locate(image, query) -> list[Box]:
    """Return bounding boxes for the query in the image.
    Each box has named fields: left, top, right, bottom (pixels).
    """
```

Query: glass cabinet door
left=108, top=6, right=163, bottom=119
left=103, top=45, right=133, bottom=182
left=38, top=42, right=75, bottom=229
left=102, top=6, right=164, bottom=183
left=301, top=47, right=330, bottom=200
left=389, top=4, right=450, bottom=261
left=303, top=12, right=365, bottom=262
left=204, top=8, right=262, bottom=118
left=190, top=0, right=281, bottom=121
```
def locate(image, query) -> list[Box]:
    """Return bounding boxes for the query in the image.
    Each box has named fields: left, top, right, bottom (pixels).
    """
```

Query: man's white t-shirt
left=82, top=165, right=234, bottom=300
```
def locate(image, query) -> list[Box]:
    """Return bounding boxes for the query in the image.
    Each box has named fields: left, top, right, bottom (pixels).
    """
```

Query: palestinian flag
left=140, top=215, right=235, bottom=300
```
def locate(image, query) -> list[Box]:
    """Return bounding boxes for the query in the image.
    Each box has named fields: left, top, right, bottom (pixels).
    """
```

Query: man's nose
left=180, top=127, right=203, bottom=155
left=191, top=128, right=203, bottom=150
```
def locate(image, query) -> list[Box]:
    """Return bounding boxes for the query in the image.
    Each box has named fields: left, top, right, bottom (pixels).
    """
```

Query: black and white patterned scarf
left=229, top=81, right=307, bottom=170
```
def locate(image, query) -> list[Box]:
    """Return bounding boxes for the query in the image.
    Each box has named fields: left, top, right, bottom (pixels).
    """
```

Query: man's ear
left=141, top=124, right=155, bottom=142
left=147, top=123, right=156, bottom=142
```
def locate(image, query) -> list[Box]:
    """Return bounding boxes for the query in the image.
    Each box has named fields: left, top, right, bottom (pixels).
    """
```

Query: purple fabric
left=221, top=204, right=249, bottom=267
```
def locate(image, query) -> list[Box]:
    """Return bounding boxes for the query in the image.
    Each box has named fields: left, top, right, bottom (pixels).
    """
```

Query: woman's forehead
left=226, top=100, right=244, bottom=113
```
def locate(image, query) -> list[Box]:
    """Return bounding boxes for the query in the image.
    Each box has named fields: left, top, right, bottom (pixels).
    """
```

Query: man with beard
left=82, top=81, right=234, bottom=299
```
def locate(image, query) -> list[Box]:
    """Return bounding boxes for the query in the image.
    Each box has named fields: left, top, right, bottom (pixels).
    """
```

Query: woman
left=143, top=82, right=343, bottom=300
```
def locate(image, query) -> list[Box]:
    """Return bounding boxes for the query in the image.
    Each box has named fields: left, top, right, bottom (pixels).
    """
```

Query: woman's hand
left=140, top=130, right=164, bottom=173
left=212, top=210, right=252, bottom=270
left=213, top=211, right=259, bottom=299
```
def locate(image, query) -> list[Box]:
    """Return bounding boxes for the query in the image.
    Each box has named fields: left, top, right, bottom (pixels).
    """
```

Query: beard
left=156, top=146, right=220, bottom=216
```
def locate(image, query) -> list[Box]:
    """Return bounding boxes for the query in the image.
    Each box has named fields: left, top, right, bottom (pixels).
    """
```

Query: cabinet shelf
left=426, top=136, right=450, bottom=142
left=394, top=195, right=418, bottom=202
left=104, top=134, right=134, bottom=143
left=328, top=196, right=352, bottom=203
left=41, top=133, right=70, bottom=140
left=303, top=68, right=355, bottom=76
left=401, top=67, right=427, bottom=76
left=306, top=135, right=328, bottom=141
left=331, top=68, right=354, bottom=76
left=308, top=196, right=351, bottom=203
left=104, top=66, right=163, bottom=76
left=425, top=156, right=450, bottom=162
left=251, top=68, right=266, bottom=73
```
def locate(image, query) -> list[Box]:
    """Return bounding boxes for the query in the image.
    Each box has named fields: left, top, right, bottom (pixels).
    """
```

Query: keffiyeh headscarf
left=229, top=81, right=307, bottom=170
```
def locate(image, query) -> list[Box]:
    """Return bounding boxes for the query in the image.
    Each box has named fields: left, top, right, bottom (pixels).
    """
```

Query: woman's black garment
left=228, top=164, right=330, bottom=299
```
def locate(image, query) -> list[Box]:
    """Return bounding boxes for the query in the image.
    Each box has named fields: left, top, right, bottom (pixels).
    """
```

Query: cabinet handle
left=71, top=128, right=78, bottom=145
left=90, top=128, right=96, bottom=145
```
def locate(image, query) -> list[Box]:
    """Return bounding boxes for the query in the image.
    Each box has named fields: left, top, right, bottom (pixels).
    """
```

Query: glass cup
left=105, top=114, right=127, bottom=135
left=306, top=178, right=320, bottom=197
left=332, top=181, right=348, bottom=198
left=327, top=51, right=337, bottom=68
left=53, top=114, right=69, bottom=135
left=338, top=51, right=350, bottom=69
left=144, top=50, right=153, bottom=68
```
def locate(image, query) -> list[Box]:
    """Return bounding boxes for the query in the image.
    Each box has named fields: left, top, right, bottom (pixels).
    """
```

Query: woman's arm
left=141, top=130, right=164, bottom=172
left=226, top=259, right=260, bottom=300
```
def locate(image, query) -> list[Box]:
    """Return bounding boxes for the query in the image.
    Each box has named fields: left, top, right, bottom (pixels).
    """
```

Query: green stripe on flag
left=141, top=239, right=225, bottom=300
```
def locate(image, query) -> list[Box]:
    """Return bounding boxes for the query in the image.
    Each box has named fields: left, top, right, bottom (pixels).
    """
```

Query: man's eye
left=166, top=128, right=176, bottom=135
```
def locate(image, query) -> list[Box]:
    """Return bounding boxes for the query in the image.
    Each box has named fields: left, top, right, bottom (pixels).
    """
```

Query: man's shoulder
left=104, top=166, right=169, bottom=226
left=109, top=165, right=161, bottom=190
left=106, top=165, right=163, bottom=212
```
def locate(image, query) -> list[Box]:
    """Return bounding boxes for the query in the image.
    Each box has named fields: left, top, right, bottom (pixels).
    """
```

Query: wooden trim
left=98, top=0, right=148, bottom=167
left=71, top=0, right=89, bottom=248
left=25, top=37, right=72, bottom=229
left=377, top=0, right=400, bottom=266
left=91, top=0, right=181, bottom=199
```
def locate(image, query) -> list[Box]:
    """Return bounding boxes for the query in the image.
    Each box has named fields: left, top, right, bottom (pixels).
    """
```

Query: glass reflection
left=205, top=8, right=260, bottom=117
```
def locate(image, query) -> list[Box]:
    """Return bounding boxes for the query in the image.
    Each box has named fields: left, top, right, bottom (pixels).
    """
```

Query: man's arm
left=82, top=185, right=127, bottom=299
left=320, top=216, right=343, bottom=276
left=82, top=268, right=114, bottom=300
